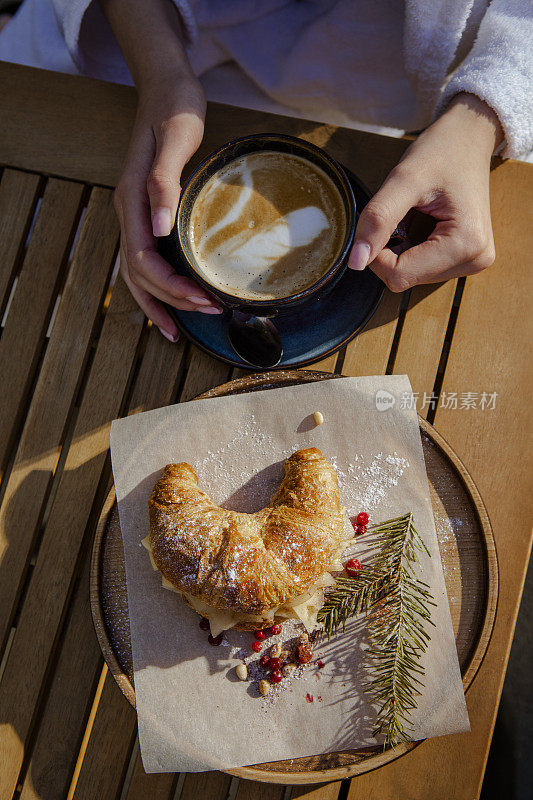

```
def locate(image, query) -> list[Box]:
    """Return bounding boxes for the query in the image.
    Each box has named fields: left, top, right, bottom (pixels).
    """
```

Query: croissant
left=146, top=447, right=349, bottom=635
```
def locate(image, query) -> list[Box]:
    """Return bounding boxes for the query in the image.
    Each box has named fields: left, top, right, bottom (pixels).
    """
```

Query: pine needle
left=317, top=513, right=436, bottom=748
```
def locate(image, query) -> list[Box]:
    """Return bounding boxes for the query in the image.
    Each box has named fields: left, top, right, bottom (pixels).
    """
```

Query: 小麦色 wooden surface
left=0, top=61, right=531, bottom=800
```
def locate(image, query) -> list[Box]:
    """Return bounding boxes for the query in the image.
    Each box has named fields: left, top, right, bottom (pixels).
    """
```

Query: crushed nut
left=279, top=649, right=291, bottom=662
left=235, top=663, right=248, bottom=681
left=259, top=679, right=271, bottom=696
left=297, top=643, right=313, bottom=664
left=297, top=632, right=309, bottom=644
left=270, top=643, right=282, bottom=658
left=313, top=411, right=324, bottom=426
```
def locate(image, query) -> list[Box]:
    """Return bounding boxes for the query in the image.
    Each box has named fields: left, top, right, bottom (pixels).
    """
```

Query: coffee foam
left=189, top=151, right=346, bottom=300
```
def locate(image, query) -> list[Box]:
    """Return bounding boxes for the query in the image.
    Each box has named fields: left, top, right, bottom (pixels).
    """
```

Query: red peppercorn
left=316, top=660, right=325, bottom=669
left=306, top=693, right=314, bottom=703
left=270, top=670, right=283, bottom=684
left=254, top=629, right=266, bottom=640
left=355, top=525, right=367, bottom=535
left=199, top=618, right=210, bottom=631
left=345, top=558, right=363, bottom=577
left=208, top=633, right=223, bottom=646
left=269, top=657, right=282, bottom=672
left=252, top=641, right=262, bottom=653
left=270, top=624, right=282, bottom=635
left=356, top=512, right=369, bottom=526
left=259, top=654, right=270, bottom=668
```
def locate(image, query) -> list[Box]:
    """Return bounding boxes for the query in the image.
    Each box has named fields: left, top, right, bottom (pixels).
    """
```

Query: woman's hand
left=349, top=93, right=504, bottom=291
left=115, top=72, right=222, bottom=342
left=100, top=0, right=221, bottom=342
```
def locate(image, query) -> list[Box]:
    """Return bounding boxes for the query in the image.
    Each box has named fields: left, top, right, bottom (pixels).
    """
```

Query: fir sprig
left=317, top=513, right=436, bottom=748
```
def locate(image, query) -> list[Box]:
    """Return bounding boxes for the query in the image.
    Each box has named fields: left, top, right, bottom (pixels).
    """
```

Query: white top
left=0, top=0, right=531, bottom=158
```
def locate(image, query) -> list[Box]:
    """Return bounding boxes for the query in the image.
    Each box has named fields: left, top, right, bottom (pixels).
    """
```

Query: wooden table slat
left=391, top=281, right=457, bottom=407
left=124, top=753, right=177, bottom=800
left=0, top=186, right=118, bottom=654
left=0, top=178, right=84, bottom=478
left=290, top=783, right=342, bottom=799
left=0, top=277, right=144, bottom=798
left=179, top=772, right=233, bottom=800
left=0, top=63, right=409, bottom=191
left=235, top=779, right=285, bottom=800
left=0, top=169, right=41, bottom=314
left=341, top=289, right=402, bottom=376
left=302, top=354, right=338, bottom=373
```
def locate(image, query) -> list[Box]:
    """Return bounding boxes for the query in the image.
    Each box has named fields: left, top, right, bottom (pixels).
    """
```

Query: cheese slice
left=141, top=536, right=159, bottom=570
left=142, top=535, right=340, bottom=636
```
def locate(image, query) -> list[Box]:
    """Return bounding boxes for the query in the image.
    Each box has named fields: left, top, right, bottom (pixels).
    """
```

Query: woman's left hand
left=348, top=93, right=503, bottom=291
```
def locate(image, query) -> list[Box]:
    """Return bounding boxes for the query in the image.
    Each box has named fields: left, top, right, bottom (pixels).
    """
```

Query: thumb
left=148, top=114, right=203, bottom=238
left=348, top=169, right=418, bottom=271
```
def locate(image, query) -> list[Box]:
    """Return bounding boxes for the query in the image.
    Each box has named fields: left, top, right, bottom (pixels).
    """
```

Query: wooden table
left=0, top=62, right=531, bottom=800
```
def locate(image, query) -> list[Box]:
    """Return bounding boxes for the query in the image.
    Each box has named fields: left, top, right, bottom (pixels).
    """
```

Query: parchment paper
left=110, top=375, right=469, bottom=773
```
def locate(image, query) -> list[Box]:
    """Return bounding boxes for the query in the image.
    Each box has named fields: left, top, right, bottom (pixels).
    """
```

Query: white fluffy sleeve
left=436, top=0, right=533, bottom=159
left=50, top=0, right=199, bottom=84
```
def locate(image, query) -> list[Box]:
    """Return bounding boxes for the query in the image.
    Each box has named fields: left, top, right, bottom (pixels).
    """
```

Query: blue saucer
left=160, top=171, right=384, bottom=370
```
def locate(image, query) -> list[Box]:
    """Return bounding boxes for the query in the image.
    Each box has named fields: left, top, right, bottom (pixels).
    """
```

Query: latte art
left=189, top=152, right=346, bottom=300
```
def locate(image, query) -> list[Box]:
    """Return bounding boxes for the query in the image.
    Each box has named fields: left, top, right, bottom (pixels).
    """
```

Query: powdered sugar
left=192, top=413, right=410, bottom=519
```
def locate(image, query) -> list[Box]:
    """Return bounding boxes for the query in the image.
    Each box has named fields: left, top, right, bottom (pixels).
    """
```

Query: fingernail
left=198, top=306, right=223, bottom=315
left=187, top=295, right=213, bottom=306
left=159, top=327, right=179, bottom=342
left=152, top=208, right=173, bottom=238
left=348, top=241, right=371, bottom=271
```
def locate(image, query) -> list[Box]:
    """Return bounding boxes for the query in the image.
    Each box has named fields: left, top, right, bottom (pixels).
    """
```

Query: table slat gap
left=116, top=738, right=141, bottom=800
left=66, top=665, right=108, bottom=800
left=426, top=278, right=466, bottom=427
left=69, top=669, right=138, bottom=800
left=0, top=169, right=42, bottom=320
left=179, top=347, right=234, bottom=403
left=384, top=289, right=411, bottom=374
left=120, top=751, right=178, bottom=800
left=333, top=346, right=347, bottom=375
left=340, top=289, right=402, bottom=377
left=390, top=280, right=458, bottom=419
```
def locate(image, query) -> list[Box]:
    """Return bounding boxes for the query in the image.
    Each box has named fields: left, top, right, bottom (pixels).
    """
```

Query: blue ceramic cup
left=172, top=133, right=356, bottom=318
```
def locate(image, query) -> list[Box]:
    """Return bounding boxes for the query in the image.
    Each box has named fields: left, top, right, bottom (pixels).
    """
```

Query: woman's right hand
left=114, top=69, right=222, bottom=342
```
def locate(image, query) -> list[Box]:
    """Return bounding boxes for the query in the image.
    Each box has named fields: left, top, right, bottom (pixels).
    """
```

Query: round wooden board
left=91, top=370, right=498, bottom=784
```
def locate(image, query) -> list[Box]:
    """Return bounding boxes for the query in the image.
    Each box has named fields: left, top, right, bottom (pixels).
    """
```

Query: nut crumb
left=313, top=411, right=324, bottom=426
left=259, top=679, right=271, bottom=696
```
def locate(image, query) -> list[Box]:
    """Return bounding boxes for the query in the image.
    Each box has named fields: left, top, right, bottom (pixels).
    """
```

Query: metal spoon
left=228, top=310, right=283, bottom=369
